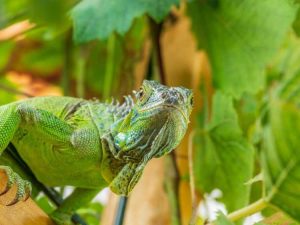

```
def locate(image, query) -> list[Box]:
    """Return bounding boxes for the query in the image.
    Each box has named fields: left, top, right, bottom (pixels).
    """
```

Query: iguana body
left=0, top=80, right=193, bottom=225
left=8, top=96, right=110, bottom=188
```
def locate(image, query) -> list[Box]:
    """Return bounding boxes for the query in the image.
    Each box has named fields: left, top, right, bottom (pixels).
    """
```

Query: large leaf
left=194, top=91, right=254, bottom=212
left=262, top=74, right=300, bottom=222
left=71, top=0, right=179, bottom=43
left=187, top=0, right=297, bottom=98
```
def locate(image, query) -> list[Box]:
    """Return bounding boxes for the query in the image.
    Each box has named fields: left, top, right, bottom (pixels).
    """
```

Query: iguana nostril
left=161, top=92, right=168, bottom=99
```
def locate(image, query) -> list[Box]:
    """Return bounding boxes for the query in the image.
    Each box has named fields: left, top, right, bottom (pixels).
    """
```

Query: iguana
left=0, top=80, right=193, bottom=225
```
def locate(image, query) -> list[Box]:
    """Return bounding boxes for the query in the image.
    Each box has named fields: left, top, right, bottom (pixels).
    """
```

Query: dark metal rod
left=114, top=196, right=128, bottom=225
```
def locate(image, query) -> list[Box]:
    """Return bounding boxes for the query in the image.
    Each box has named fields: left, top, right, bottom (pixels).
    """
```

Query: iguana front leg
left=0, top=103, right=74, bottom=151
left=0, top=103, right=74, bottom=205
left=50, top=188, right=100, bottom=225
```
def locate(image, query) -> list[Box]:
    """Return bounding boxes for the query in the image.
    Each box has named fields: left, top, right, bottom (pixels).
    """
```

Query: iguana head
left=101, top=80, right=193, bottom=195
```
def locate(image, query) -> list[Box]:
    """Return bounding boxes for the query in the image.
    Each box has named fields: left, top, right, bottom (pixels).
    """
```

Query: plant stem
left=165, top=156, right=181, bottom=225
left=149, top=18, right=166, bottom=84
left=103, top=33, right=116, bottom=99
left=227, top=199, right=267, bottom=222
left=188, top=131, right=200, bottom=225
left=75, top=47, right=86, bottom=98
left=62, top=29, right=73, bottom=96
left=170, top=152, right=182, bottom=225
left=149, top=16, right=182, bottom=225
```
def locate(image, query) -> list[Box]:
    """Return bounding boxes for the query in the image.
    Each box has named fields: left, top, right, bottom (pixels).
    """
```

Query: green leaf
left=187, top=0, right=297, bottom=98
left=260, top=212, right=300, bottom=225
left=71, top=0, right=179, bottom=43
left=293, top=8, right=300, bottom=37
left=215, top=212, right=234, bottom=225
left=36, top=195, right=56, bottom=214
left=262, top=74, right=300, bottom=222
left=19, top=39, right=64, bottom=76
left=77, top=202, right=103, bottom=225
left=0, top=0, right=27, bottom=28
left=0, top=41, right=15, bottom=71
left=1, top=0, right=74, bottom=29
left=267, top=32, right=300, bottom=82
left=194, top=91, right=254, bottom=212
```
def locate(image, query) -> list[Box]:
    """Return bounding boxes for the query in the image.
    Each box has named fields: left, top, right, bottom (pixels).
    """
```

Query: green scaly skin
left=0, top=80, right=193, bottom=225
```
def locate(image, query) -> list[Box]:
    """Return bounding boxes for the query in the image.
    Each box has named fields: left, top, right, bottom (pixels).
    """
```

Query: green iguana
left=0, top=80, right=193, bottom=225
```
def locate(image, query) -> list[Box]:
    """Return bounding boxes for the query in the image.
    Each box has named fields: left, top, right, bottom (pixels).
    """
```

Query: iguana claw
left=0, top=166, right=16, bottom=195
left=0, top=166, right=32, bottom=205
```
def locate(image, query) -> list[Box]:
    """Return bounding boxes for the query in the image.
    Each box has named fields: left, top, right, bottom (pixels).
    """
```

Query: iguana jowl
left=0, top=80, right=193, bottom=224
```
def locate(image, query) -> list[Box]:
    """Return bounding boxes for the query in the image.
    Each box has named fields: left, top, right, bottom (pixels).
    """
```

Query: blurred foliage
left=0, top=77, right=17, bottom=104
left=215, top=213, right=234, bottom=225
left=36, top=194, right=56, bottom=214
left=0, top=41, right=15, bottom=70
left=77, top=202, right=104, bottom=225
left=293, top=6, right=300, bottom=36
left=262, top=73, right=300, bottom=221
left=1, top=0, right=300, bottom=224
left=0, top=0, right=74, bottom=30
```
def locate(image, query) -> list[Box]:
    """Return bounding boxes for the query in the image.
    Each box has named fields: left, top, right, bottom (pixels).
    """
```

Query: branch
left=188, top=131, right=200, bottom=225
left=149, top=18, right=166, bottom=85
left=227, top=199, right=267, bottom=222
left=0, top=83, right=33, bottom=97
left=149, top=16, right=182, bottom=225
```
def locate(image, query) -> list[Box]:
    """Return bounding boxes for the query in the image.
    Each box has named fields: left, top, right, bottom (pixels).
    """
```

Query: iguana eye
left=137, top=85, right=152, bottom=104
left=137, top=88, right=145, bottom=99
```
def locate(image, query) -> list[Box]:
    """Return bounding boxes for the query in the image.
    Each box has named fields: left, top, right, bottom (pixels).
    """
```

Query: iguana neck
left=98, top=95, right=137, bottom=191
